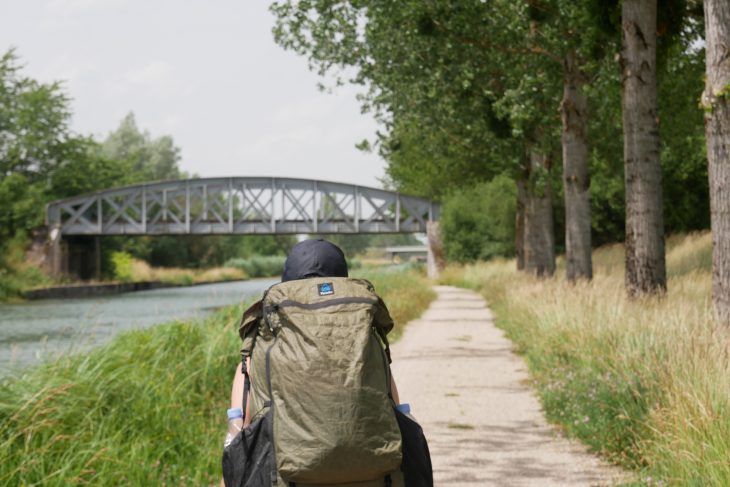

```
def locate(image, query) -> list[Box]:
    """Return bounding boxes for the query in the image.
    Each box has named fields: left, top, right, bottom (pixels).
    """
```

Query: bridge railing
left=47, top=177, right=439, bottom=236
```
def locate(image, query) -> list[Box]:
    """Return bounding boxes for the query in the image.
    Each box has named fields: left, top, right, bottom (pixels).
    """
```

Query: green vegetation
left=440, top=174, right=516, bottom=262
left=440, top=232, right=730, bottom=485
left=0, top=268, right=434, bottom=485
left=224, top=256, right=287, bottom=279
left=0, top=235, right=53, bottom=301
left=271, top=1, right=708, bottom=259
left=354, top=267, right=436, bottom=341
left=107, top=251, right=248, bottom=285
left=110, top=252, right=135, bottom=283
left=0, top=50, right=300, bottom=298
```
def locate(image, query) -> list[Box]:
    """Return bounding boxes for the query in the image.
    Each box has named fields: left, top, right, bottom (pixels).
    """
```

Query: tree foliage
left=101, top=113, right=184, bottom=182
left=441, top=174, right=517, bottom=262
left=0, top=50, right=122, bottom=244
left=271, top=0, right=709, bottom=263
left=0, top=50, right=294, bottom=280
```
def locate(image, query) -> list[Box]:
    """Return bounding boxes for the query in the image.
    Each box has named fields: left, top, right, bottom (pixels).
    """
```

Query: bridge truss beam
left=47, top=177, right=439, bottom=236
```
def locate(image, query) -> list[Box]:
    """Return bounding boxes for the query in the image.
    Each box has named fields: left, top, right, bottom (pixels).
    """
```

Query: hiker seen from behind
left=222, top=239, right=432, bottom=487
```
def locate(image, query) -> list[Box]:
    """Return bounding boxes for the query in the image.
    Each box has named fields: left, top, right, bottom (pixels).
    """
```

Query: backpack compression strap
left=240, top=354, right=251, bottom=422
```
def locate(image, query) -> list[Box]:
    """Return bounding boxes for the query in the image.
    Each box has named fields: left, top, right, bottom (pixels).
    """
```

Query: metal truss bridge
left=47, top=177, right=439, bottom=236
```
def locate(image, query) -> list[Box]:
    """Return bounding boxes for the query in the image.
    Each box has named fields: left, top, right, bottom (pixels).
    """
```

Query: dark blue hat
left=282, top=239, right=348, bottom=282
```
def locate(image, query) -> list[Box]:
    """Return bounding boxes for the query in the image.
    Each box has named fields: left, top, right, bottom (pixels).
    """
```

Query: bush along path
left=390, top=286, right=626, bottom=486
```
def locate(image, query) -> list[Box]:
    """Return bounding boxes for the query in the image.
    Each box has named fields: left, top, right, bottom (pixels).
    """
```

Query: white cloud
left=125, top=61, right=172, bottom=85
left=118, top=62, right=195, bottom=100
left=37, top=54, right=94, bottom=86
left=160, top=114, right=183, bottom=132
left=46, top=0, right=127, bottom=14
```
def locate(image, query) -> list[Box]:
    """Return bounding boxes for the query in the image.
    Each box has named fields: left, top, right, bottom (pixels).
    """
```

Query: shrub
left=0, top=234, right=52, bottom=300
left=347, top=257, right=363, bottom=270
left=440, top=174, right=516, bottom=263
left=223, top=255, right=286, bottom=278
left=110, top=251, right=134, bottom=282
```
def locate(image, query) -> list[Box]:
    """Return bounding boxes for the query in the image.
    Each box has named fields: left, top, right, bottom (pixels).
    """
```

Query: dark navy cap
left=281, top=239, right=348, bottom=282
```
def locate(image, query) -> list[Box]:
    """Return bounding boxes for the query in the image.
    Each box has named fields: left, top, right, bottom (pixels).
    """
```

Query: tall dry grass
left=128, top=258, right=246, bottom=285
left=441, top=231, right=730, bottom=485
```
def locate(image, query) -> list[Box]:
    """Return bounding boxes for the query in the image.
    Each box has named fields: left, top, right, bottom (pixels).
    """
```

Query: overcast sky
left=1, top=0, right=388, bottom=188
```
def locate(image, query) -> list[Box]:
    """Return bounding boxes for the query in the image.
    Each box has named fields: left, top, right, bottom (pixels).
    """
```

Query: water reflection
left=0, top=278, right=277, bottom=375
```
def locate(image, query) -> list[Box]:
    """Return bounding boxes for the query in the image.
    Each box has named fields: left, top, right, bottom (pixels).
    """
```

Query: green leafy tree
left=0, top=50, right=71, bottom=181
left=441, top=174, right=517, bottom=262
left=100, top=113, right=184, bottom=182
left=48, top=138, right=134, bottom=200
left=0, top=173, right=45, bottom=241
left=0, top=50, right=118, bottom=246
left=271, top=1, right=553, bottom=271
left=271, top=0, right=700, bottom=282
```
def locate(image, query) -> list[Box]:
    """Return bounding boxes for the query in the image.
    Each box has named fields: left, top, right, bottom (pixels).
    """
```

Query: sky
left=0, top=0, right=388, bottom=188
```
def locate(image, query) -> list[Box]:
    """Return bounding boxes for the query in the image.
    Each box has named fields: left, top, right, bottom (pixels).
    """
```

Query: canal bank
left=22, top=278, right=249, bottom=300
left=0, top=278, right=278, bottom=373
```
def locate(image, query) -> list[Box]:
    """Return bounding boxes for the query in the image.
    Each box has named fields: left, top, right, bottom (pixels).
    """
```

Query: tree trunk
left=515, top=174, right=527, bottom=271
left=703, top=0, right=730, bottom=325
left=426, top=220, right=445, bottom=279
left=524, top=150, right=556, bottom=277
left=620, top=0, right=666, bottom=296
left=561, top=52, right=593, bottom=281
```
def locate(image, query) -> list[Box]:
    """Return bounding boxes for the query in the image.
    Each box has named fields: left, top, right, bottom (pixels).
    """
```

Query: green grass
left=223, top=255, right=286, bottom=279
left=0, top=268, right=434, bottom=486
left=440, top=231, right=730, bottom=486
left=355, top=266, right=436, bottom=341
left=0, top=236, right=53, bottom=302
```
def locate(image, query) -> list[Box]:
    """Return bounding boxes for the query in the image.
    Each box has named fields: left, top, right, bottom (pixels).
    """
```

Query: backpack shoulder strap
left=239, top=299, right=262, bottom=355
left=238, top=299, right=263, bottom=422
left=373, top=295, right=394, bottom=364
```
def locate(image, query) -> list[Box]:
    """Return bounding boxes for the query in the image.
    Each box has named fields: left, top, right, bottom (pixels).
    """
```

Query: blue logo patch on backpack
left=318, top=282, right=334, bottom=296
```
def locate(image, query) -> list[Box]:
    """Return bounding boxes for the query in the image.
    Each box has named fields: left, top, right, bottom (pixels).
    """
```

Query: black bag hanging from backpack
left=223, top=410, right=434, bottom=487
left=222, top=411, right=276, bottom=487
left=394, top=409, right=434, bottom=487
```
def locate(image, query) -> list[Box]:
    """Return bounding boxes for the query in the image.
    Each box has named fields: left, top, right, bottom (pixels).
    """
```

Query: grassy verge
left=0, top=268, right=434, bottom=486
left=0, top=236, right=53, bottom=302
left=440, top=232, right=730, bottom=486
left=356, top=265, right=437, bottom=342
left=114, top=255, right=247, bottom=286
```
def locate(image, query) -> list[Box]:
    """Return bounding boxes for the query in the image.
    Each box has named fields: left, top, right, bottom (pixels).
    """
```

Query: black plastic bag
left=222, top=412, right=276, bottom=487
left=394, top=409, right=433, bottom=487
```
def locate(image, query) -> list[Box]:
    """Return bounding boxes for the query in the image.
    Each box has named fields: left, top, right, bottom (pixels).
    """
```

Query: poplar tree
left=702, top=0, right=730, bottom=324
left=620, top=0, right=667, bottom=296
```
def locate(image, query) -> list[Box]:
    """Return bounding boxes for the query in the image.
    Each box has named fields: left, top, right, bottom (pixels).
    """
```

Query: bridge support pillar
left=47, top=226, right=65, bottom=279
left=61, top=236, right=100, bottom=281
left=427, top=221, right=445, bottom=279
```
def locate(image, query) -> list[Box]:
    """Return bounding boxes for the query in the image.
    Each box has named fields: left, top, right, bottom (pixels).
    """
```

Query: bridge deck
left=47, top=177, right=439, bottom=236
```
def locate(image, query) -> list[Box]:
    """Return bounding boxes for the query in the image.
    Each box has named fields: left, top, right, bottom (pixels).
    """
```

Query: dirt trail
left=389, top=286, right=625, bottom=486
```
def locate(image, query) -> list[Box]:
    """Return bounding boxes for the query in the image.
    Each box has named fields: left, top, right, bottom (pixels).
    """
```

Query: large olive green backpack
left=223, top=277, right=405, bottom=487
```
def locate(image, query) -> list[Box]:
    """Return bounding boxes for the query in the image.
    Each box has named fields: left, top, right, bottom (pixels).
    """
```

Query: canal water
left=0, top=278, right=277, bottom=376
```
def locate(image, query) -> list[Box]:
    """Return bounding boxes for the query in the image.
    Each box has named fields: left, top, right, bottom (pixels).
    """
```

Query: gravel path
left=389, top=286, right=625, bottom=487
